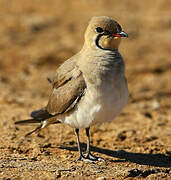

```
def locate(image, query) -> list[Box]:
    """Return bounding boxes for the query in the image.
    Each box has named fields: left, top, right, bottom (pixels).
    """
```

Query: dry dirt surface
left=0, top=0, right=171, bottom=179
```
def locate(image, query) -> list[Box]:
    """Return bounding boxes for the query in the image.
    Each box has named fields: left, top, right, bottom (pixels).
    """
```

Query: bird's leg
left=85, top=127, right=104, bottom=161
left=85, top=127, right=91, bottom=156
left=74, top=128, right=85, bottom=161
left=75, top=128, right=97, bottom=162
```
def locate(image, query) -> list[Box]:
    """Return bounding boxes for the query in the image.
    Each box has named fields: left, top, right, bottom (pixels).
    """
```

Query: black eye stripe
left=95, top=27, right=103, bottom=33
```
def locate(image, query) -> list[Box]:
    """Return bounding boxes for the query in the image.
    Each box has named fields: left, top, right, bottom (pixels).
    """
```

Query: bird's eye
left=95, top=27, right=103, bottom=33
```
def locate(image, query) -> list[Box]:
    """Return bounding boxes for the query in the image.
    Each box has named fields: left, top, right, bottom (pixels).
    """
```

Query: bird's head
left=84, top=16, right=128, bottom=51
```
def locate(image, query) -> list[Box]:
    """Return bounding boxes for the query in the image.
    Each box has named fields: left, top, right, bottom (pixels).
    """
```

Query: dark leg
left=74, top=128, right=85, bottom=161
left=85, top=127, right=104, bottom=161
left=75, top=128, right=97, bottom=162
left=85, top=127, right=91, bottom=156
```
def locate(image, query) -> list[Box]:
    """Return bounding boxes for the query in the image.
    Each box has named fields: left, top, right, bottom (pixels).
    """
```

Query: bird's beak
left=114, top=31, right=128, bottom=38
left=119, top=31, right=128, bottom=37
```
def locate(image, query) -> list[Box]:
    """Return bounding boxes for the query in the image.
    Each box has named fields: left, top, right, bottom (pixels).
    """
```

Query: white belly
left=63, top=77, right=128, bottom=128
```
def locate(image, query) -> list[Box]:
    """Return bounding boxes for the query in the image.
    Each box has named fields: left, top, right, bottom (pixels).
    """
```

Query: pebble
left=96, top=177, right=106, bottom=180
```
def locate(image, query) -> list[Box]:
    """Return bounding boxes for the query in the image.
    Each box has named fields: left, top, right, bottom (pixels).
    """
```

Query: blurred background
left=0, top=0, right=170, bottom=179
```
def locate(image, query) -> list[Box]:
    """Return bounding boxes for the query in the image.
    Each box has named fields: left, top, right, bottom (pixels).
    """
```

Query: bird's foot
left=76, top=153, right=104, bottom=163
left=76, top=154, right=96, bottom=163
left=86, top=153, right=104, bottom=162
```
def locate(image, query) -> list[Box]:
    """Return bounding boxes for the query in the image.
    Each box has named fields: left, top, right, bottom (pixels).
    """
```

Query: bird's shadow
left=59, top=143, right=171, bottom=168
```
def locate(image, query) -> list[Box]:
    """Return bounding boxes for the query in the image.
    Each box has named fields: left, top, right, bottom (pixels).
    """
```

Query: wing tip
left=15, top=119, right=39, bottom=125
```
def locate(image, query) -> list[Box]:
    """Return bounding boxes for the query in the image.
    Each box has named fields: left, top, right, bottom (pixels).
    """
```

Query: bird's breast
left=64, top=52, right=128, bottom=128
left=64, top=74, right=128, bottom=128
left=88, top=75, right=128, bottom=124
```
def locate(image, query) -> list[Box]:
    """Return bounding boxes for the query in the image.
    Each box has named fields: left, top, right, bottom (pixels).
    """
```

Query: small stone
left=152, top=101, right=160, bottom=110
left=96, top=177, right=106, bottom=180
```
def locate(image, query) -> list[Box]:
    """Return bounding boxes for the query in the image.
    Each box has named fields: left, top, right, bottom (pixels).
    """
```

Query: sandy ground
left=0, top=0, right=171, bottom=179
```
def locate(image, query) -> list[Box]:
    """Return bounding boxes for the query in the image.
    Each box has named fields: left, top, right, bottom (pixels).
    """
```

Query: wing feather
left=46, top=59, right=86, bottom=115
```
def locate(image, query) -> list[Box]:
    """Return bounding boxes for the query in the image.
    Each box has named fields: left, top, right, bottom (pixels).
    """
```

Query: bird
left=15, top=16, right=129, bottom=162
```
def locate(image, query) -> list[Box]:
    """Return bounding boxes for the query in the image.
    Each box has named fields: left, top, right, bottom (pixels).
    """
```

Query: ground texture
left=0, top=0, right=171, bottom=179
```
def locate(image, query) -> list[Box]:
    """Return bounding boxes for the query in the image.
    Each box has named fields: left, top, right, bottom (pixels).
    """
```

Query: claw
left=76, top=153, right=104, bottom=163
left=76, top=154, right=96, bottom=163
left=86, top=153, right=105, bottom=162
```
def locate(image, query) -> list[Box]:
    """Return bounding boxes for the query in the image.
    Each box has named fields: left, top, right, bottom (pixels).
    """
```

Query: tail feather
left=25, top=124, right=43, bottom=137
left=15, top=108, right=61, bottom=137
left=15, top=119, right=41, bottom=125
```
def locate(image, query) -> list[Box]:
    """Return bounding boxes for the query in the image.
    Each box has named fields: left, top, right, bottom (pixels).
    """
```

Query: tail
left=15, top=108, right=60, bottom=137
left=15, top=118, right=41, bottom=125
